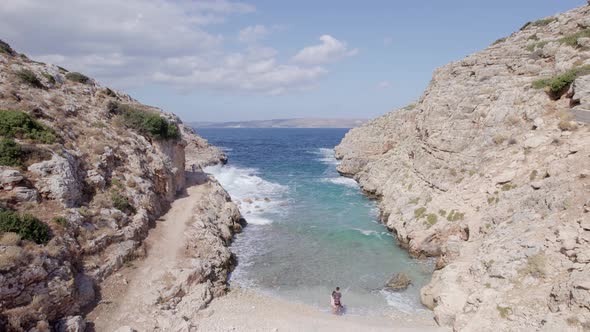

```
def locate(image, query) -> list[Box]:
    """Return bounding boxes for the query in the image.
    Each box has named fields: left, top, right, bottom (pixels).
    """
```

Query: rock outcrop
left=336, top=5, right=590, bottom=332
left=0, top=42, right=240, bottom=331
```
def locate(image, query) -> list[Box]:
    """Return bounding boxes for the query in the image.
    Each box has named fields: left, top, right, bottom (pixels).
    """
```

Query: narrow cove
left=200, top=128, right=433, bottom=315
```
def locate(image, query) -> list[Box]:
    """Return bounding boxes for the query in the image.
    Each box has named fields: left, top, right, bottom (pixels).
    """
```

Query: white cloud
left=377, top=81, right=393, bottom=89
left=238, top=25, right=269, bottom=43
left=292, top=35, right=358, bottom=65
left=0, top=0, right=335, bottom=94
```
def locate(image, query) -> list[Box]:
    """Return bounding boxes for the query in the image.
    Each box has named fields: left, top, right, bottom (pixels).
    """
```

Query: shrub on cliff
left=0, top=110, right=57, bottom=143
left=532, top=65, right=590, bottom=99
left=0, top=210, right=50, bottom=244
left=559, top=29, right=590, bottom=48
left=15, top=69, right=44, bottom=89
left=108, top=102, right=180, bottom=140
left=0, top=138, right=23, bottom=167
left=65, top=72, right=90, bottom=84
left=111, top=192, right=136, bottom=215
left=0, top=39, right=15, bottom=55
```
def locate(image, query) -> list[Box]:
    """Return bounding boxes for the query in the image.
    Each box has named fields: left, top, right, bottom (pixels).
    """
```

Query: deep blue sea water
left=197, top=128, right=432, bottom=314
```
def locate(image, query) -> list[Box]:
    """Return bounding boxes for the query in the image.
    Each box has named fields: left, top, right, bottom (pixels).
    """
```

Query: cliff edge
left=336, top=5, right=590, bottom=331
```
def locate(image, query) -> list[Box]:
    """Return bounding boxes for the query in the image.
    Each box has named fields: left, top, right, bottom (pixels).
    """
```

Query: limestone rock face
left=336, top=5, right=590, bottom=331
left=28, top=152, right=83, bottom=207
left=0, top=41, right=230, bottom=331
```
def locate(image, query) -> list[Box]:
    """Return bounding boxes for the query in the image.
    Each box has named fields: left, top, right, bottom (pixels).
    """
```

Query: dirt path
left=87, top=174, right=210, bottom=331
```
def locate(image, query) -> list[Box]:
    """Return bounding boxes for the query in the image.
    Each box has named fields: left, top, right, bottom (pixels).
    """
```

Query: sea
left=197, top=128, right=433, bottom=315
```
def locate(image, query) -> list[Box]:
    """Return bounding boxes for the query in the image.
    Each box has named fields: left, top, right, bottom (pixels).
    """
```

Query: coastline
left=197, top=288, right=448, bottom=332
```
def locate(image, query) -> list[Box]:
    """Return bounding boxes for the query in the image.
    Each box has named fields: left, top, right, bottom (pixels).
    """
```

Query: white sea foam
left=379, top=289, right=424, bottom=313
left=204, top=164, right=288, bottom=225
left=320, top=177, right=359, bottom=188
left=351, top=228, right=384, bottom=239
left=313, top=148, right=340, bottom=166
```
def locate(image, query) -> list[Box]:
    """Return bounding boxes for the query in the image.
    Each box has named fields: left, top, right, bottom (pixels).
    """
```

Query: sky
left=0, top=0, right=585, bottom=122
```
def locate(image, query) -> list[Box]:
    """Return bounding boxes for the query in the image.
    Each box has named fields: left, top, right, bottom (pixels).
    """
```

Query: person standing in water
left=331, top=287, right=343, bottom=314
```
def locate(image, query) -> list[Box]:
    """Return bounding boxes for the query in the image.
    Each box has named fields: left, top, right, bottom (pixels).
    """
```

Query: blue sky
left=0, top=0, right=585, bottom=122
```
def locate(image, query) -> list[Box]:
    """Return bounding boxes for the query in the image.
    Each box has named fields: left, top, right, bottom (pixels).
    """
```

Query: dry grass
left=48, top=94, right=65, bottom=107
left=505, top=115, right=521, bottom=126
left=557, top=110, right=577, bottom=131
left=0, top=232, right=21, bottom=246
left=0, top=246, right=24, bottom=269
left=493, top=134, right=506, bottom=145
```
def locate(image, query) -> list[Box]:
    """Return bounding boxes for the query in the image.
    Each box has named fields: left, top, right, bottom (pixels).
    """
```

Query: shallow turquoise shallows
left=198, top=128, right=433, bottom=314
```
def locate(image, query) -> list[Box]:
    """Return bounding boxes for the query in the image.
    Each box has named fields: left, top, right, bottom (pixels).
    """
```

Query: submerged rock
left=385, top=272, right=412, bottom=291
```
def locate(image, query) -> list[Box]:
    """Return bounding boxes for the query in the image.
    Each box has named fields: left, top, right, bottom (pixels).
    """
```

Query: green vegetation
left=403, top=104, right=416, bottom=111
left=446, top=210, right=465, bottom=222
left=438, top=209, right=447, bottom=217
left=0, top=110, right=57, bottom=143
left=42, top=72, right=56, bottom=85
left=501, top=183, right=518, bottom=191
left=0, top=210, right=50, bottom=244
left=497, top=305, right=512, bottom=319
left=526, top=40, right=549, bottom=52
left=0, top=138, right=23, bottom=167
left=527, top=34, right=539, bottom=41
left=520, top=17, right=556, bottom=30
left=414, top=207, right=427, bottom=219
left=426, top=213, right=438, bottom=226
left=15, top=69, right=43, bottom=88
left=0, top=39, right=14, bottom=55
left=532, top=65, right=590, bottom=98
left=492, top=37, right=507, bottom=45
left=484, top=282, right=491, bottom=288
left=520, top=253, right=546, bottom=278
left=408, top=197, right=420, bottom=205
left=528, top=29, right=590, bottom=52
left=52, top=216, right=67, bottom=226
left=559, top=29, right=590, bottom=48
left=488, top=195, right=500, bottom=205
left=111, top=192, right=136, bottom=215
left=108, top=102, right=180, bottom=140
left=65, top=72, right=90, bottom=84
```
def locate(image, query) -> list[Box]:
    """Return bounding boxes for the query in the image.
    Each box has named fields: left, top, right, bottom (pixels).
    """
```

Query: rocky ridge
left=0, top=42, right=242, bottom=331
left=336, top=5, right=590, bottom=332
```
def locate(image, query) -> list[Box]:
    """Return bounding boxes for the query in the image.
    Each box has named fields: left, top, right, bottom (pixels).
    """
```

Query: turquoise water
left=198, top=128, right=432, bottom=314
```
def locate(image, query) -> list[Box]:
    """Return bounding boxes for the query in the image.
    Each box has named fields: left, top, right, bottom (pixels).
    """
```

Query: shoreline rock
left=335, top=4, right=590, bottom=331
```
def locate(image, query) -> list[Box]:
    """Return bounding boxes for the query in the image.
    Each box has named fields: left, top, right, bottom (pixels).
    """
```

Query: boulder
left=55, top=316, right=86, bottom=332
left=385, top=272, right=412, bottom=291
left=114, top=326, right=137, bottom=332
left=28, top=152, right=83, bottom=207
left=0, top=169, right=24, bottom=189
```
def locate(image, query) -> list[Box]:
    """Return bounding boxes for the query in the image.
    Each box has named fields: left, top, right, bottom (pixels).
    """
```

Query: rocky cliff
left=0, top=41, right=241, bottom=331
left=336, top=5, right=590, bottom=332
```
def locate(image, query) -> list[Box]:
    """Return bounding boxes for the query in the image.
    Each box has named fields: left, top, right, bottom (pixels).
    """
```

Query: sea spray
left=204, top=164, right=288, bottom=225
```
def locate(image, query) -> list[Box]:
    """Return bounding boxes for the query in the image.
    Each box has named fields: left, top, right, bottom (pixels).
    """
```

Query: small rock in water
left=385, top=272, right=412, bottom=291
left=244, top=198, right=253, bottom=204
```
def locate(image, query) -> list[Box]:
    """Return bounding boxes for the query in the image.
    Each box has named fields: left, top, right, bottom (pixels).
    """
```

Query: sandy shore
left=196, top=288, right=449, bottom=332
